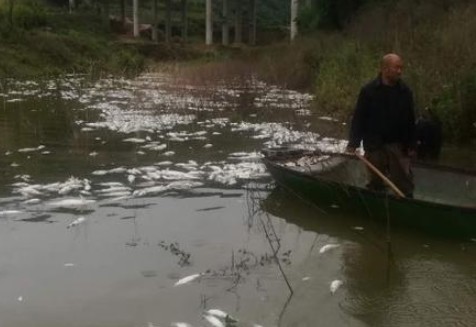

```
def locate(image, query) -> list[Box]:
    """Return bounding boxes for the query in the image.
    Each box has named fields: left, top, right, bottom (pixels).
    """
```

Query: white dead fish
left=67, top=217, right=86, bottom=228
left=203, top=314, right=224, bottom=327
left=0, top=210, right=22, bottom=216
left=302, top=277, right=311, bottom=281
left=96, top=186, right=131, bottom=194
left=149, top=144, right=167, bottom=151
left=23, top=198, right=41, bottom=205
left=164, top=151, right=175, bottom=156
left=133, top=185, right=168, bottom=197
left=18, top=147, right=39, bottom=153
left=330, top=280, right=343, bottom=294
left=92, top=170, right=108, bottom=176
left=156, top=161, right=173, bottom=166
left=205, top=309, right=236, bottom=322
left=89, top=151, right=98, bottom=157
left=205, top=309, right=228, bottom=319
left=353, top=226, right=364, bottom=231
left=203, top=144, right=213, bottom=148
left=47, top=198, right=96, bottom=209
left=319, top=244, right=340, bottom=254
left=174, top=273, right=201, bottom=286
left=64, top=263, right=75, bottom=267
left=123, top=138, right=146, bottom=143
left=172, top=323, right=192, bottom=327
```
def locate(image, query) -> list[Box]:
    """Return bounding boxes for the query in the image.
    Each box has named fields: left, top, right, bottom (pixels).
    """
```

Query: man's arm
left=347, top=88, right=368, bottom=152
left=405, top=89, right=417, bottom=155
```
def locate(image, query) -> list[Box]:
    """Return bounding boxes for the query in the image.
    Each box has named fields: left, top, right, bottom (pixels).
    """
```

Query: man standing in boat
left=346, top=53, right=416, bottom=197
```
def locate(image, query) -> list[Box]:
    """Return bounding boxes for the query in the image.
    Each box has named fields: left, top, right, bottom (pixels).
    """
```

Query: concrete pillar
left=165, top=0, right=172, bottom=42
left=181, top=0, right=188, bottom=41
left=133, top=0, right=139, bottom=38
left=290, top=0, right=298, bottom=41
left=222, top=0, right=229, bottom=45
left=234, top=0, right=242, bottom=44
left=249, top=0, right=257, bottom=46
left=152, top=0, right=158, bottom=42
left=69, top=0, right=75, bottom=13
left=206, top=0, right=213, bottom=45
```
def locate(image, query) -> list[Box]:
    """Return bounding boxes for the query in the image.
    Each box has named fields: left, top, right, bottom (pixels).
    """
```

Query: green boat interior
left=264, top=149, right=476, bottom=210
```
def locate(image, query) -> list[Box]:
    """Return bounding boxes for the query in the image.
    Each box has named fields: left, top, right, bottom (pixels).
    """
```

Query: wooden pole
left=355, top=153, right=406, bottom=198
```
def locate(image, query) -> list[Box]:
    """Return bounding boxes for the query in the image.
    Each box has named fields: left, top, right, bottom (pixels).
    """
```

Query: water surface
left=0, top=73, right=475, bottom=327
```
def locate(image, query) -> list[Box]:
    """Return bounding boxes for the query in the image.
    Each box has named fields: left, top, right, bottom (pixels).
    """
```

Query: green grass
left=0, top=3, right=145, bottom=78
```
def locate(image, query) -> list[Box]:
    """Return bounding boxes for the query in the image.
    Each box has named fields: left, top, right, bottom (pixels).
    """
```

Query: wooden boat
left=262, top=147, right=476, bottom=238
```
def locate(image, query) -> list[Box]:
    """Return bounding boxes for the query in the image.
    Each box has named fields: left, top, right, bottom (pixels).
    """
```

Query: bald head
left=380, top=53, right=404, bottom=85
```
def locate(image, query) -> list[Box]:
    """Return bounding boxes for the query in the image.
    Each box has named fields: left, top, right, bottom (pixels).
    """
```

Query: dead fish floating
left=330, top=280, right=343, bottom=294
left=174, top=273, right=201, bottom=287
left=67, top=217, right=86, bottom=228
left=203, top=314, right=224, bottom=327
left=205, top=309, right=237, bottom=323
left=319, top=244, right=340, bottom=254
left=47, top=198, right=96, bottom=209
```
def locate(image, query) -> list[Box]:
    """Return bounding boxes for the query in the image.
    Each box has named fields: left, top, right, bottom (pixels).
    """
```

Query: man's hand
left=408, top=149, right=417, bottom=159
left=345, top=146, right=357, bottom=154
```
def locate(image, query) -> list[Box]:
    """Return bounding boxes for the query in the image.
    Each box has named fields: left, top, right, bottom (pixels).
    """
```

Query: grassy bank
left=248, top=0, right=476, bottom=144
left=0, top=1, right=147, bottom=78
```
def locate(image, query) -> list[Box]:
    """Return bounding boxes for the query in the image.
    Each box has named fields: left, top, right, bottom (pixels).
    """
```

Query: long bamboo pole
left=355, top=153, right=406, bottom=198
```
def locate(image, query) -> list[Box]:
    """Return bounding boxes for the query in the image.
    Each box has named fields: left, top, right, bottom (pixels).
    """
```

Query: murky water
left=0, top=73, right=475, bottom=327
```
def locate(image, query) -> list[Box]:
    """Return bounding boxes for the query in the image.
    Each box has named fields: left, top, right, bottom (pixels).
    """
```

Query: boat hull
left=264, top=157, right=476, bottom=239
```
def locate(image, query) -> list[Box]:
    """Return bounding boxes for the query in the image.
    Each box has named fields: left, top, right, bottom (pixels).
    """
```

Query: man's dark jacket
left=348, top=76, right=416, bottom=152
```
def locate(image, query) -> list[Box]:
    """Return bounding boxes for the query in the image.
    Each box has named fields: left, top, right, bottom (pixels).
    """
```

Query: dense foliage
left=297, top=0, right=476, bottom=143
left=0, top=0, right=144, bottom=77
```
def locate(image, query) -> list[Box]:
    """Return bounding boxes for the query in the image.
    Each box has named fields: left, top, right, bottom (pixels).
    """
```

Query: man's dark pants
left=364, top=143, right=414, bottom=197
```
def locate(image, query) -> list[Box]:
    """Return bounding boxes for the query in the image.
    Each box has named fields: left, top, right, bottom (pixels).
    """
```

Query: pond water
left=0, top=73, right=475, bottom=327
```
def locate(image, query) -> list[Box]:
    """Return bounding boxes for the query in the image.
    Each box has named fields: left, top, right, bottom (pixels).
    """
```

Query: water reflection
left=261, top=188, right=476, bottom=327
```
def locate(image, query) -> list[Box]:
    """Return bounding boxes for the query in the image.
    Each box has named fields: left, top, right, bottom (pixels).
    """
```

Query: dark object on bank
left=415, top=109, right=443, bottom=160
